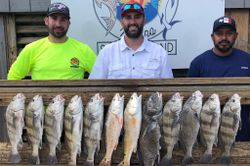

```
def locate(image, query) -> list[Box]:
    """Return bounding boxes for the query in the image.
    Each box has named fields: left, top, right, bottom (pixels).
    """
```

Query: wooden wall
left=0, top=5, right=250, bottom=78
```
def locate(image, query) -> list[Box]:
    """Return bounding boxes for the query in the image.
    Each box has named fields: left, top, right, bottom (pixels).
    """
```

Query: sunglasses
left=122, top=3, right=143, bottom=12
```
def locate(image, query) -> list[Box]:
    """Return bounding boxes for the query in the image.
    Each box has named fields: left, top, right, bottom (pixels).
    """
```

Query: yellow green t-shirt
left=7, top=37, right=96, bottom=80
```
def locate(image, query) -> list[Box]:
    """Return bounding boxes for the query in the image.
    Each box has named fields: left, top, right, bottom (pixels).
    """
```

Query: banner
left=52, top=0, right=225, bottom=69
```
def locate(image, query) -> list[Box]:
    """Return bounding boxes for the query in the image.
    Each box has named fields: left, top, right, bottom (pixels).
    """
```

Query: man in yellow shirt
left=7, top=2, right=96, bottom=80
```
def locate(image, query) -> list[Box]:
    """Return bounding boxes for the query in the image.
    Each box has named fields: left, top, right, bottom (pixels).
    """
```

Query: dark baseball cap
left=213, top=16, right=236, bottom=32
left=47, top=2, right=70, bottom=19
left=121, top=2, right=144, bottom=17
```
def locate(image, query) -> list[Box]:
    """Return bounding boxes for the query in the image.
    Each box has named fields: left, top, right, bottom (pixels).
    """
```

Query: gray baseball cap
left=47, top=2, right=70, bottom=19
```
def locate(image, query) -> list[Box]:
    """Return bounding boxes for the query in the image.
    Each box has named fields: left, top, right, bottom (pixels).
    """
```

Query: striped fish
left=5, top=93, right=26, bottom=163
left=100, top=93, right=124, bottom=166
left=219, top=94, right=241, bottom=165
left=83, top=93, right=104, bottom=166
left=179, top=90, right=203, bottom=166
left=199, top=93, right=220, bottom=163
left=64, top=95, right=83, bottom=166
left=44, top=94, right=65, bottom=164
left=25, top=94, right=44, bottom=165
left=160, top=92, right=183, bottom=166
left=118, top=93, right=142, bottom=166
left=139, top=92, right=163, bottom=166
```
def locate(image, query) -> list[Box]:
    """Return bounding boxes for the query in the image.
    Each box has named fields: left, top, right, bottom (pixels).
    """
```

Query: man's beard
left=124, top=24, right=143, bottom=39
left=48, top=26, right=68, bottom=38
left=214, top=40, right=235, bottom=53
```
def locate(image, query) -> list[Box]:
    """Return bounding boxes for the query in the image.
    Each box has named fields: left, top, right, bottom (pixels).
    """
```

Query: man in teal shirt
left=8, top=2, right=96, bottom=80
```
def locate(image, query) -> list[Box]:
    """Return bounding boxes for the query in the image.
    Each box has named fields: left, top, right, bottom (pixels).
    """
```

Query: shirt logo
left=241, top=66, right=249, bottom=70
left=70, top=57, right=79, bottom=68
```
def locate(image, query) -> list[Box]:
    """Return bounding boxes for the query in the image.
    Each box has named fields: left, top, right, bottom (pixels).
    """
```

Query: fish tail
left=47, top=155, right=57, bottom=165
left=181, top=156, right=193, bottom=166
left=199, top=153, right=212, bottom=164
left=220, top=155, right=232, bottom=165
left=99, top=158, right=111, bottom=166
left=84, top=159, right=95, bottom=166
left=9, top=153, right=21, bottom=163
left=29, top=155, right=40, bottom=165
left=159, top=155, right=172, bottom=166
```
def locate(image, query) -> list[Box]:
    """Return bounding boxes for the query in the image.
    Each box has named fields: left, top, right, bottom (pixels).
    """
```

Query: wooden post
left=0, top=15, right=7, bottom=79
left=5, top=14, right=17, bottom=70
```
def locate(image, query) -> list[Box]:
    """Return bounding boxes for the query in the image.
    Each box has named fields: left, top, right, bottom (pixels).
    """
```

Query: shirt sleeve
left=88, top=48, right=108, bottom=79
left=83, top=46, right=97, bottom=74
left=160, top=49, right=174, bottom=78
left=7, top=46, right=32, bottom=80
left=187, top=60, right=200, bottom=77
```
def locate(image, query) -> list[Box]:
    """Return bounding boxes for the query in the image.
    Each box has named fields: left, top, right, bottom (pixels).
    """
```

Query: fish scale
left=100, top=93, right=124, bottom=166
left=44, top=94, right=65, bottom=165
left=83, top=93, right=104, bottom=166
left=199, top=93, right=220, bottom=164
left=64, top=95, right=83, bottom=166
left=160, top=92, right=183, bottom=166
left=219, top=94, right=241, bottom=165
left=119, top=92, right=142, bottom=166
left=6, top=93, right=26, bottom=164
left=25, top=94, right=44, bottom=165
left=179, top=90, right=203, bottom=166
left=139, top=92, right=163, bottom=166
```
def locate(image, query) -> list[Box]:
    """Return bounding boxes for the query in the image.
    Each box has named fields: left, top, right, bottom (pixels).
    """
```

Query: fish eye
left=232, top=99, right=235, bottom=102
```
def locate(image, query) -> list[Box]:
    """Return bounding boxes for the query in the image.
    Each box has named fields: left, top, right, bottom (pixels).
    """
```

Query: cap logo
left=54, top=4, right=66, bottom=10
left=219, top=17, right=232, bottom=24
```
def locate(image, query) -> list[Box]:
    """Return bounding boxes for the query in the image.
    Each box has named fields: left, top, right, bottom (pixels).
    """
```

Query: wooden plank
left=0, top=0, right=9, bottom=12
left=17, top=25, right=47, bottom=34
left=0, top=78, right=250, bottom=106
left=9, top=0, right=30, bottom=12
left=16, top=15, right=45, bottom=24
left=0, top=79, right=249, bottom=165
left=5, top=15, right=17, bottom=70
left=225, top=9, right=249, bottom=52
left=30, top=0, right=50, bottom=12
left=17, top=37, right=42, bottom=45
left=225, top=0, right=244, bottom=8
left=0, top=16, right=7, bottom=79
left=245, top=0, right=250, bottom=8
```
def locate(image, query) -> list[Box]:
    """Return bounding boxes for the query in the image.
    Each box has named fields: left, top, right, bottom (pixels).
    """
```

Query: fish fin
left=239, top=118, right=242, bottom=131
left=214, top=136, right=218, bottom=147
left=71, top=117, right=75, bottom=134
left=101, top=17, right=114, bottom=35
left=199, top=130, right=206, bottom=147
left=233, top=114, right=240, bottom=131
left=57, top=141, right=62, bottom=150
left=210, top=112, right=218, bottom=128
left=169, top=20, right=181, bottom=26
left=171, top=115, right=179, bottom=129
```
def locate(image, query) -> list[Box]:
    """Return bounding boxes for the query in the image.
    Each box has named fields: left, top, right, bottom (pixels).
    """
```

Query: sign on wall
left=52, top=0, right=225, bottom=69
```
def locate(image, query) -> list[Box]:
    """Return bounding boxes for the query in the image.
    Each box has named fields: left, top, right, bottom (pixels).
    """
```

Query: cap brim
left=213, top=24, right=236, bottom=32
left=121, top=9, right=144, bottom=16
left=47, top=11, right=70, bottom=18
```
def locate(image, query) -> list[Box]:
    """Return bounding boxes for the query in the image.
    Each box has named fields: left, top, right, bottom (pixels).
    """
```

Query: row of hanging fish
left=5, top=91, right=241, bottom=166
left=160, top=91, right=241, bottom=166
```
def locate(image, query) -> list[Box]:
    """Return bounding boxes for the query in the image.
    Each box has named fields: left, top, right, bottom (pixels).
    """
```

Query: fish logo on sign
left=93, top=0, right=181, bottom=40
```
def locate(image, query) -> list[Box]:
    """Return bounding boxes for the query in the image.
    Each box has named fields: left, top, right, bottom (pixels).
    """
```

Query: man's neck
left=124, top=35, right=144, bottom=51
left=212, top=47, right=233, bottom=57
left=48, top=35, right=68, bottom=43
